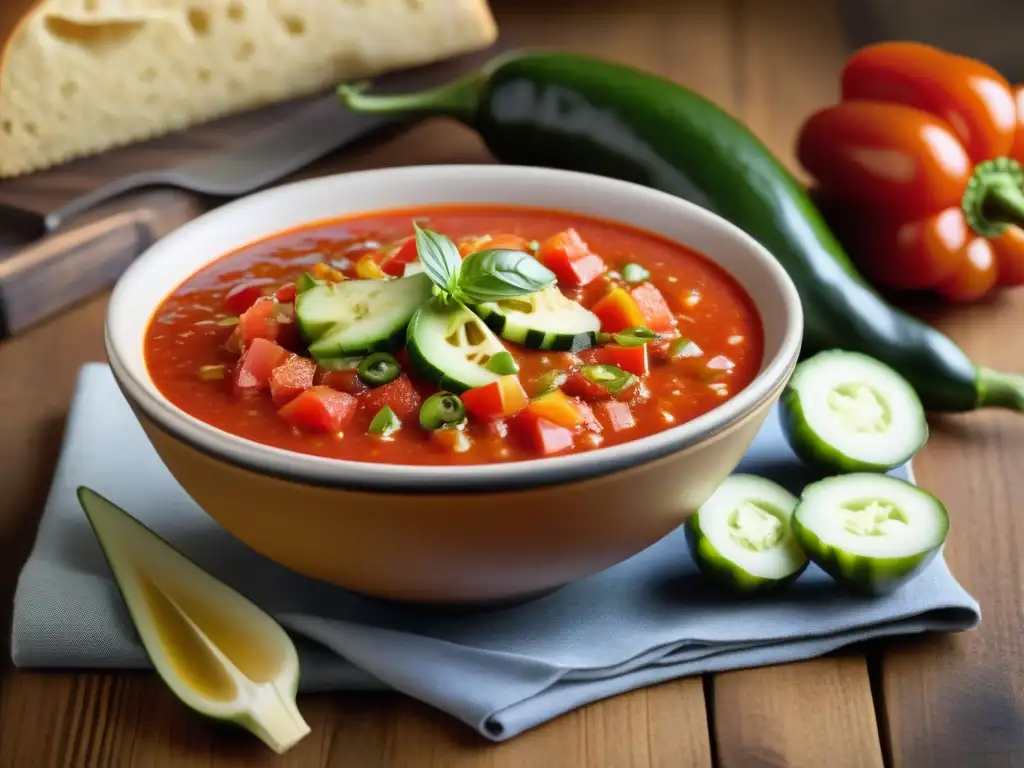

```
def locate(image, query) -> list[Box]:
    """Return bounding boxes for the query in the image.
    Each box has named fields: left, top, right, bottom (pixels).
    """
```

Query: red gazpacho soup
left=145, top=206, right=763, bottom=465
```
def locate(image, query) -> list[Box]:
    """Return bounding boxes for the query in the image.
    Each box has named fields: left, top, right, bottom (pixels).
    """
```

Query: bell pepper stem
left=962, top=157, right=1024, bottom=237
left=337, top=70, right=487, bottom=124
left=977, top=367, right=1024, bottom=411
left=981, top=181, right=1024, bottom=231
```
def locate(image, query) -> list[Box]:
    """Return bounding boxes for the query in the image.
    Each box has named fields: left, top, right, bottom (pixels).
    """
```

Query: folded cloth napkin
left=12, top=363, right=980, bottom=741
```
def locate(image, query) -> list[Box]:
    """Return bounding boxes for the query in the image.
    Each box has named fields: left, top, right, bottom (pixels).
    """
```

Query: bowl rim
left=106, top=164, right=803, bottom=494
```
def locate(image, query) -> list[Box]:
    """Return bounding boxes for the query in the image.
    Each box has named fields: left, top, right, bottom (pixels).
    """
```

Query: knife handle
left=0, top=191, right=206, bottom=338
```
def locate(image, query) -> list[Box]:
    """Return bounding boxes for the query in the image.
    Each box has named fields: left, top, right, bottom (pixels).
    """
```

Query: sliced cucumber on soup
left=407, top=300, right=506, bottom=393
left=473, top=285, right=599, bottom=352
left=792, top=473, right=949, bottom=596
left=685, top=474, right=808, bottom=594
left=780, top=350, right=928, bottom=473
left=298, top=273, right=432, bottom=358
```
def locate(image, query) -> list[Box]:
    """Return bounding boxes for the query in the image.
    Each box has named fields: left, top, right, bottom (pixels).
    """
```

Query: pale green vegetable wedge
left=78, top=487, right=310, bottom=754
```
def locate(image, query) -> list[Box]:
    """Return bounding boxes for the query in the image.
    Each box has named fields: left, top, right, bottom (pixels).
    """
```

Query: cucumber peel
left=781, top=350, right=928, bottom=473
left=685, top=474, right=808, bottom=594
left=792, top=474, right=949, bottom=596
left=78, top=488, right=309, bottom=754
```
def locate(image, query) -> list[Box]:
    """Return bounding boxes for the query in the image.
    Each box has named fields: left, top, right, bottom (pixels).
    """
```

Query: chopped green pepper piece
left=533, top=369, right=569, bottom=396
left=621, top=263, right=651, bottom=283
left=669, top=338, right=704, bottom=359
left=368, top=406, right=401, bottom=437
left=357, top=352, right=401, bottom=387
left=196, top=364, right=228, bottom=381
left=581, top=364, right=638, bottom=394
left=296, top=272, right=319, bottom=294
left=612, top=326, right=657, bottom=346
left=419, top=392, right=467, bottom=430
left=484, top=350, right=520, bottom=375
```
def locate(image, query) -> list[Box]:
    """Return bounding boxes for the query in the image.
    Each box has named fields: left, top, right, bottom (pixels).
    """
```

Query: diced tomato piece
left=462, top=376, right=529, bottom=421
left=360, top=375, right=422, bottom=422
left=573, top=399, right=602, bottom=432
left=274, top=283, right=297, bottom=303
left=223, top=281, right=267, bottom=314
left=269, top=355, right=317, bottom=406
left=278, top=386, right=357, bottom=433
left=238, top=297, right=280, bottom=348
left=599, top=401, right=636, bottom=432
left=232, top=338, right=290, bottom=395
left=319, top=368, right=368, bottom=395
left=596, top=344, right=650, bottom=376
left=517, top=411, right=575, bottom=456
left=379, top=236, right=419, bottom=276
left=537, top=228, right=607, bottom=287
left=527, top=389, right=586, bottom=429
left=431, top=427, right=472, bottom=453
left=630, top=283, right=677, bottom=332
left=562, top=369, right=612, bottom=401
left=591, top=288, right=647, bottom=333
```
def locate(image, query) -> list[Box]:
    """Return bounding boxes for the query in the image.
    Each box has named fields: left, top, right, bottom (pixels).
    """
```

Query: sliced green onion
left=612, top=326, right=657, bottom=346
left=484, top=350, right=520, bottom=375
left=533, top=369, right=568, bottom=396
left=216, top=316, right=240, bottom=326
left=581, top=364, right=638, bottom=394
left=357, top=352, right=401, bottom=387
left=296, top=272, right=319, bottom=294
left=419, top=392, right=467, bottom=431
left=622, top=263, right=651, bottom=283
left=669, top=338, right=704, bottom=359
left=197, top=364, right=228, bottom=381
left=368, top=406, right=401, bottom=437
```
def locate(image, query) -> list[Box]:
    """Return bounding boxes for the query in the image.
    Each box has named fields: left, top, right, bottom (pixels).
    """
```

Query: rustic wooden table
left=1, top=1, right=1022, bottom=766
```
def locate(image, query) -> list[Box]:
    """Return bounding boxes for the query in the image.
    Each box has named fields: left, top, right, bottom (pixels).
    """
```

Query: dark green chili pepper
left=357, top=352, right=401, bottom=387
left=419, top=392, right=467, bottom=430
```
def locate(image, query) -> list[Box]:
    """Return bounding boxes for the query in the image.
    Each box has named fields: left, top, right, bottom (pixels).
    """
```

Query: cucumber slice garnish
left=792, top=473, right=949, bottom=595
left=297, top=273, right=432, bottom=358
left=780, top=350, right=928, bottom=473
left=473, top=285, right=599, bottom=351
left=685, top=474, right=808, bottom=593
left=406, top=300, right=506, bottom=393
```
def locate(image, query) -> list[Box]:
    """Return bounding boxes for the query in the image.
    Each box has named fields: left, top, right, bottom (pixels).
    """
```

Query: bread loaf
left=0, top=0, right=497, bottom=178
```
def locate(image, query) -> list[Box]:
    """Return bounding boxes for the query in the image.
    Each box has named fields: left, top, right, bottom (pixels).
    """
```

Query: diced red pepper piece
left=278, top=386, right=357, bottom=434
left=537, top=229, right=607, bottom=287
left=274, top=283, right=297, bottom=303
left=562, top=369, right=612, bottom=401
left=319, top=368, right=368, bottom=395
left=223, top=281, right=267, bottom=315
left=269, top=355, right=317, bottom=406
left=232, top=338, right=290, bottom=395
left=591, top=288, right=647, bottom=333
left=527, top=389, right=586, bottom=429
left=461, top=376, right=529, bottom=421
left=379, top=236, right=419, bottom=276
left=599, top=401, right=636, bottom=432
left=360, top=374, right=422, bottom=422
left=596, top=344, right=650, bottom=376
left=630, top=283, right=677, bottom=332
left=517, top=411, right=575, bottom=456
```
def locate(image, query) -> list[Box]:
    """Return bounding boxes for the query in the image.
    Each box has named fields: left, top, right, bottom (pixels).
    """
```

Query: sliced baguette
left=0, top=0, right=497, bottom=178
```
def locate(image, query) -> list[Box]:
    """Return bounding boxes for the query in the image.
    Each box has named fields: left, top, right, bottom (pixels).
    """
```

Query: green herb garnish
left=414, top=223, right=464, bottom=305
left=533, top=369, right=569, bottom=396
left=669, top=338, right=704, bottom=359
left=581, top=364, right=638, bottom=394
left=484, top=350, right=520, bottom=375
left=612, top=326, right=657, bottom=347
left=621, top=263, right=651, bottom=283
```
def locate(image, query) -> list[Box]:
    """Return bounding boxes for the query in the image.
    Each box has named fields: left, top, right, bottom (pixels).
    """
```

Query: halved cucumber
left=684, top=474, right=808, bottom=593
left=780, top=350, right=928, bottom=473
left=296, top=273, right=432, bottom=358
left=473, top=286, right=600, bottom=351
left=792, top=473, right=949, bottom=596
left=406, top=300, right=506, bottom=393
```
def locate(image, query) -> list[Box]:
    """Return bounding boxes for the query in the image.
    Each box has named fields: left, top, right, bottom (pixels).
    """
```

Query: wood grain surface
left=1, top=1, right=1022, bottom=766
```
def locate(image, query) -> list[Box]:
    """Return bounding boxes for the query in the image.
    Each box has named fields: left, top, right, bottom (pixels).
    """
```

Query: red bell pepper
left=461, top=376, right=529, bottom=421
left=798, top=42, right=1024, bottom=301
left=537, top=228, right=607, bottom=287
left=517, top=411, right=575, bottom=456
left=591, top=288, right=647, bottom=333
left=595, top=344, right=649, bottom=377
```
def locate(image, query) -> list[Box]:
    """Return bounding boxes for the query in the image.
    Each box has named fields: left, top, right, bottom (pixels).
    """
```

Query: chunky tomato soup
left=145, top=206, right=763, bottom=465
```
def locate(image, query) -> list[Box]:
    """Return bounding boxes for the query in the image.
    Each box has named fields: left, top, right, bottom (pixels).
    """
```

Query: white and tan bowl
left=106, top=165, right=803, bottom=604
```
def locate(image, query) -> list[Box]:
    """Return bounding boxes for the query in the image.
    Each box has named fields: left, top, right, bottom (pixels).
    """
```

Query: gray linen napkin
left=11, top=363, right=980, bottom=741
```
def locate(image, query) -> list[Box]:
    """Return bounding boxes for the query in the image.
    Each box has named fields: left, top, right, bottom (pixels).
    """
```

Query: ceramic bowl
left=106, top=165, right=803, bottom=604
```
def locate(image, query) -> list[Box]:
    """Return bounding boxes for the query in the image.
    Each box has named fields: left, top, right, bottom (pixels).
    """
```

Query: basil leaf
left=414, top=223, right=462, bottom=298
left=457, top=249, right=556, bottom=303
left=612, top=326, right=657, bottom=346
left=581, top=364, right=638, bottom=394
left=484, top=350, right=520, bottom=375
